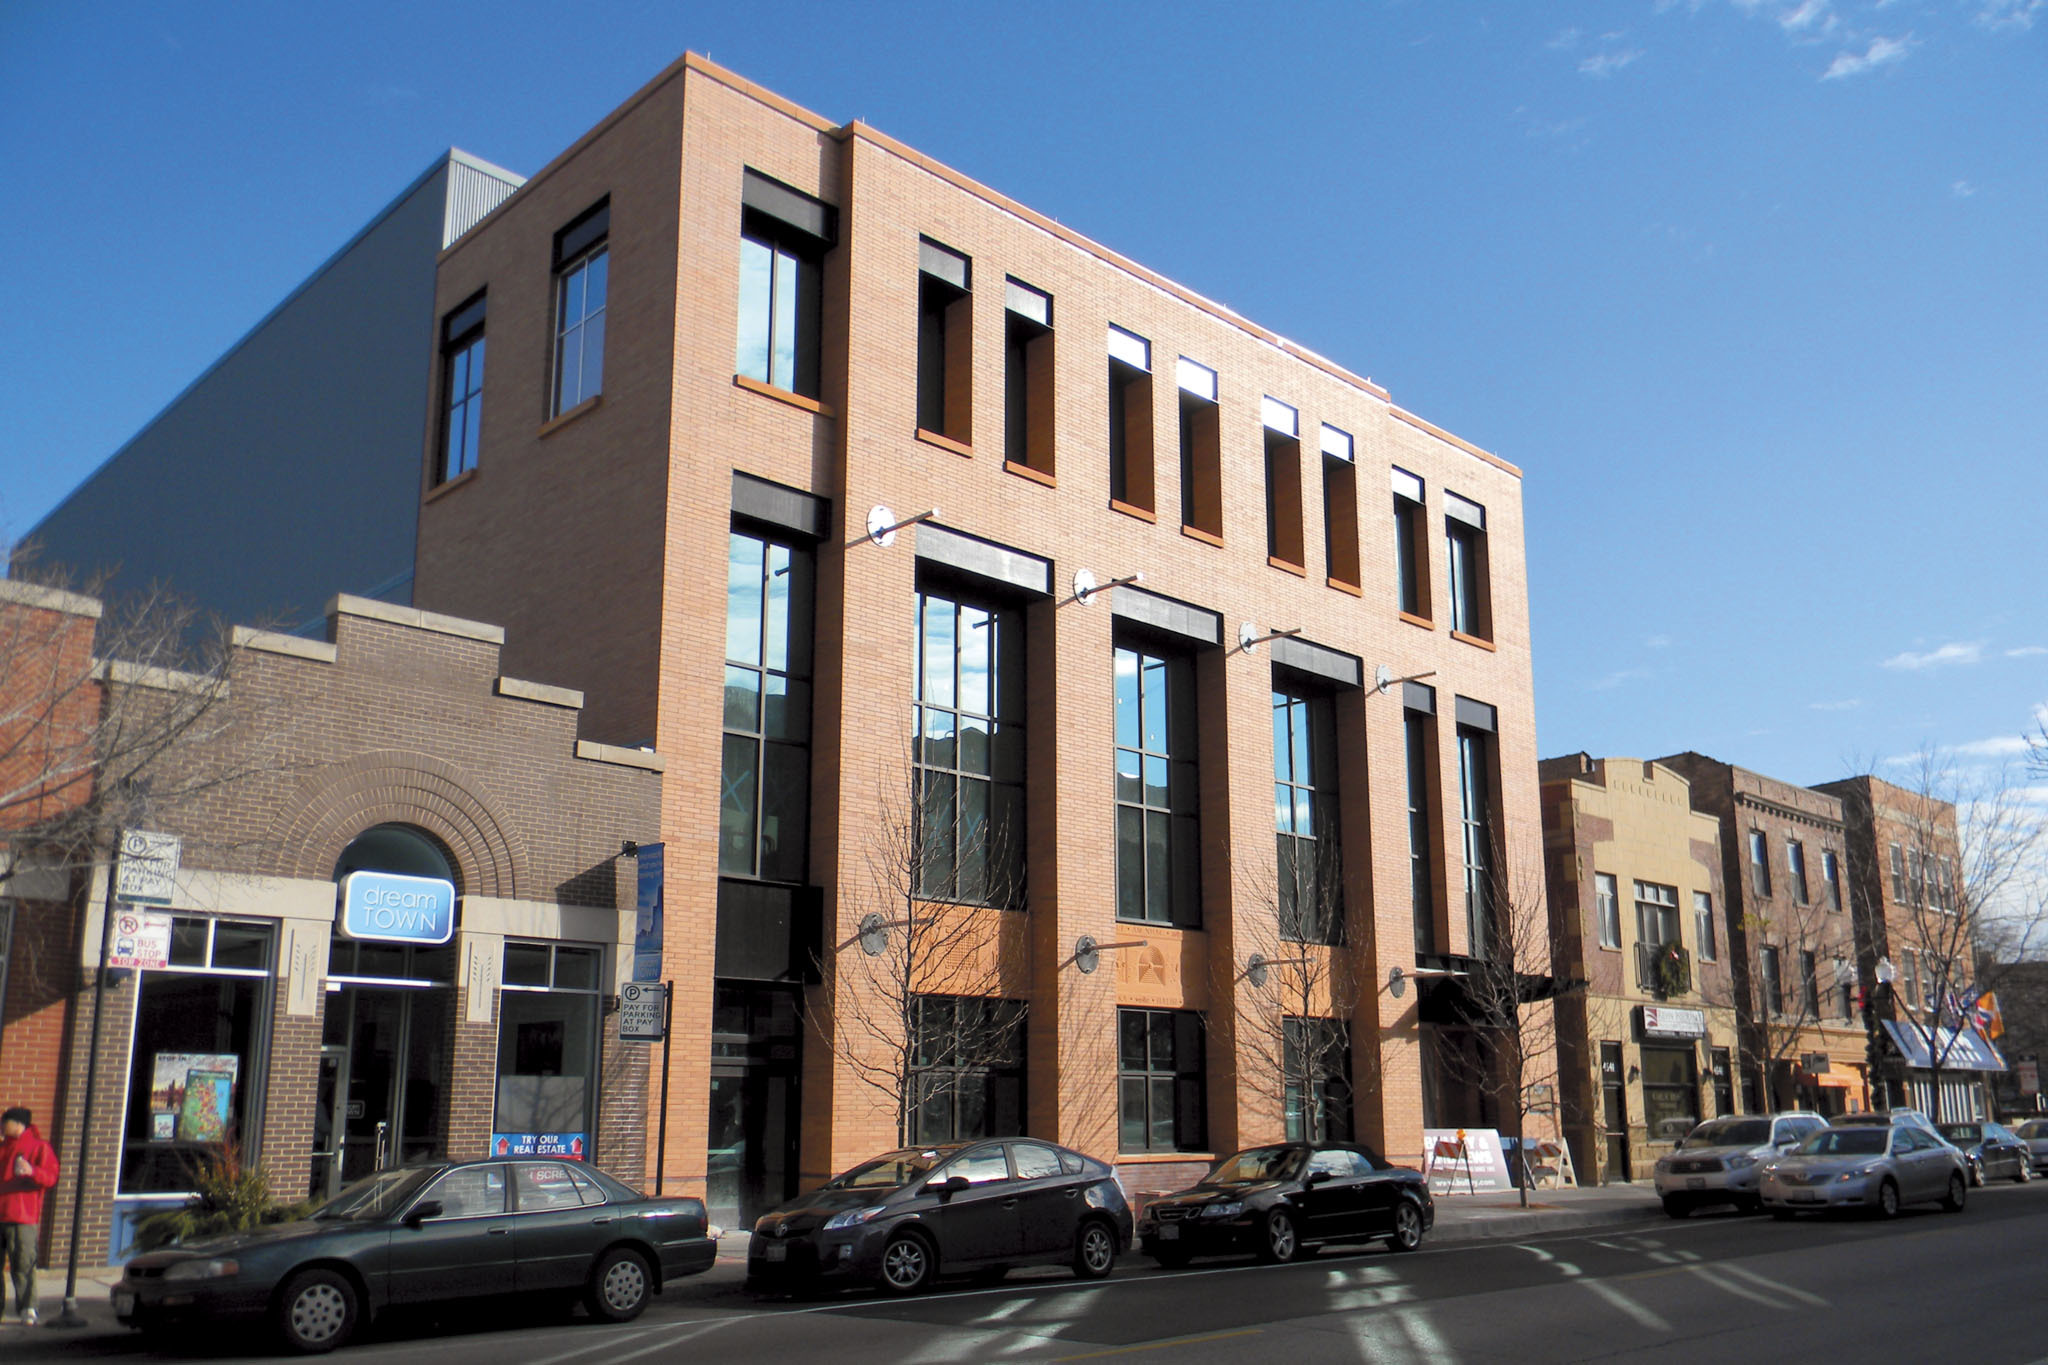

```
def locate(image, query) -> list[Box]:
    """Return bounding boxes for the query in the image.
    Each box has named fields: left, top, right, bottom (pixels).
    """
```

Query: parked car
left=2011, top=1118, right=2048, bottom=1174
left=746, top=1138, right=1131, bottom=1296
left=1653, top=1112, right=1828, bottom=1217
left=1937, top=1122, right=2033, bottom=1185
left=1136, top=1142, right=1433, bottom=1266
left=1830, top=1108, right=1941, bottom=1135
left=113, top=1159, right=717, bottom=1353
left=1760, top=1124, right=1968, bottom=1219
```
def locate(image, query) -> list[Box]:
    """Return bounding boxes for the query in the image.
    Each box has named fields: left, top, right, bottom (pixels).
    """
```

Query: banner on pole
left=633, top=843, right=664, bottom=983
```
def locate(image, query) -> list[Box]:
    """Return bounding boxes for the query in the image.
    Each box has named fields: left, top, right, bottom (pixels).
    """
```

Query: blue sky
left=2, top=0, right=2042, bottom=792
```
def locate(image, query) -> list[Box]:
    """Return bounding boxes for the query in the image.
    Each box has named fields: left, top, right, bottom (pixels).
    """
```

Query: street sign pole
left=55, top=834, right=122, bottom=1328
left=656, top=982, right=674, bottom=1196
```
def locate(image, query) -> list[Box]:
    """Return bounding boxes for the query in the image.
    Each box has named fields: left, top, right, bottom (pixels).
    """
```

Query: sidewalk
left=1427, top=1183, right=1666, bottom=1243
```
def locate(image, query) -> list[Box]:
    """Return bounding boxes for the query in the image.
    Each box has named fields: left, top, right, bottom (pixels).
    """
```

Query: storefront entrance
left=707, top=983, right=802, bottom=1230
left=314, top=985, right=450, bottom=1198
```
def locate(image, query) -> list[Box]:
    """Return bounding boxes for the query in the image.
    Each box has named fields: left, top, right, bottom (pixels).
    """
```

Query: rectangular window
left=495, top=941, right=603, bottom=1154
left=912, top=995, right=1025, bottom=1143
left=1321, top=424, right=1360, bottom=588
left=1799, top=950, right=1819, bottom=1018
left=915, top=587, right=1025, bottom=906
left=118, top=917, right=274, bottom=1194
left=1444, top=493, right=1490, bottom=640
left=438, top=292, right=486, bottom=482
left=1634, top=881, right=1679, bottom=946
left=1177, top=358, right=1222, bottom=540
left=1823, top=851, right=1842, bottom=912
left=1836, top=962, right=1855, bottom=1020
left=1115, top=643, right=1200, bottom=926
left=1640, top=1045, right=1699, bottom=1140
left=1458, top=724, right=1494, bottom=958
left=1749, top=829, right=1772, bottom=898
left=1596, top=872, right=1620, bottom=949
left=1117, top=1008, right=1205, bottom=1153
left=721, top=531, right=815, bottom=882
left=1711, top=1047, right=1735, bottom=1116
left=1907, top=849, right=1925, bottom=907
left=1786, top=839, right=1809, bottom=905
left=735, top=172, right=833, bottom=400
left=1263, top=397, right=1304, bottom=568
left=1004, top=279, right=1054, bottom=479
left=1393, top=467, right=1428, bottom=619
left=1758, top=945, right=1783, bottom=1017
left=1273, top=684, right=1341, bottom=944
left=1889, top=843, right=1907, bottom=903
left=1405, top=705, right=1437, bottom=955
left=1107, top=326, right=1154, bottom=512
left=551, top=201, right=608, bottom=416
left=1694, top=891, right=1717, bottom=962
left=916, top=239, right=972, bottom=443
left=1283, top=1017, right=1352, bottom=1144
left=1903, top=948, right=1920, bottom=1012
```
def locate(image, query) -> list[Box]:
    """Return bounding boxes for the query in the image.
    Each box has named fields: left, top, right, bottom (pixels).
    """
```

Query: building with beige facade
left=408, top=54, right=1547, bottom=1226
left=1541, top=756, right=1739, bottom=1184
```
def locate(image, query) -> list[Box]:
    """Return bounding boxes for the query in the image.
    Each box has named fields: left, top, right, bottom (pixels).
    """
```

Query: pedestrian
left=0, top=1106, right=60, bottom=1327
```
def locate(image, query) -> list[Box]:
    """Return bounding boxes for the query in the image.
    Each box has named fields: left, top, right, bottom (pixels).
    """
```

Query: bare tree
left=1235, top=843, right=1362, bottom=1146
left=816, top=741, right=1027, bottom=1148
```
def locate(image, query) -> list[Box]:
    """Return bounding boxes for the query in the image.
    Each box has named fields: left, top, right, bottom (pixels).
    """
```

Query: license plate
left=1158, top=1224, right=1180, bottom=1241
left=762, top=1242, right=788, bottom=1262
left=1686, top=1178, right=1706, bottom=1190
left=112, top=1290, right=136, bottom=1316
left=1792, top=1193, right=1820, bottom=1203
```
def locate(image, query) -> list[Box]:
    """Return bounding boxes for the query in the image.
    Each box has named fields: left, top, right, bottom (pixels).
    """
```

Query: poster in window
left=148, top=1052, right=240, bottom=1143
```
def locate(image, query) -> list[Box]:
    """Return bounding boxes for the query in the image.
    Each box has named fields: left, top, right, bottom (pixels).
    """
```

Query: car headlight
left=1726, top=1154, right=1757, bottom=1170
left=1199, top=1202, right=1244, bottom=1219
left=823, top=1205, right=889, bottom=1231
left=1761, top=1161, right=1780, bottom=1175
left=162, top=1258, right=239, bottom=1281
left=1835, top=1164, right=1881, bottom=1183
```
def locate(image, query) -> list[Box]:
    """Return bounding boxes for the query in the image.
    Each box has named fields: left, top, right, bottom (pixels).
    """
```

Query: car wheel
left=1968, top=1161, right=1984, bottom=1188
left=1149, top=1245, right=1194, bottom=1269
left=1941, top=1173, right=1966, bottom=1213
left=585, top=1247, right=653, bottom=1322
left=1769, top=1206, right=1796, bottom=1222
left=1255, top=1209, right=1302, bottom=1264
left=2013, top=1161, right=2030, bottom=1185
left=1386, top=1199, right=1425, bottom=1253
left=274, top=1268, right=359, bottom=1355
left=879, top=1232, right=935, bottom=1295
left=1073, top=1220, right=1118, bottom=1279
left=1661, top=1195, right=1691, bottom=1220
left=1876, top=1178, right=1901, bottom=1219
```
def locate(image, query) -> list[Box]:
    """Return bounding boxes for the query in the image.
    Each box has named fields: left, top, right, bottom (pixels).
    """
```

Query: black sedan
left=113, top=1159, right=717, bottom=1353
left=1938, top=1122, right=2034, bottom=1185
left=747, top=1138, right=1132, bottom=1295
left=1137, top=1142, right=1434, bottom=1266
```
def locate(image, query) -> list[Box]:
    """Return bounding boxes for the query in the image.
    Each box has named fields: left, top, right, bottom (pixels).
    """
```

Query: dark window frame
left=1273, top=681, right=1341, bottom=945
left=1114, top=640, right=1200, bottom=927
left=437, top=291, right=486, bottom=483
left=1117, top=1007, right=1206, bottom=1154
left=720, top=528, right=815, bottom=884
left=914, top=583, right=1026, bottom=908
left=551, top=202, right=609, bottom=417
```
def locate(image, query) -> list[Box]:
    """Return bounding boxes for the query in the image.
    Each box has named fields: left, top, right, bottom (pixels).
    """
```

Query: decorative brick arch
left=274, top=750, right=527, bottom=898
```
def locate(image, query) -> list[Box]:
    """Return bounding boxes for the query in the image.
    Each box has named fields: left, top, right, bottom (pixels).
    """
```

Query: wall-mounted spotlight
left=866, top=505, right=940, bottom=548
left=1237, top=623, right=1301, bottom=656
left=1238, top=952, right=1310, bottom=987
left=1073, top=569, right=1144, bottom=606
left=1071, top=935, right=1150, bottom=974
left=1387, top=965, right=1408, bottom=998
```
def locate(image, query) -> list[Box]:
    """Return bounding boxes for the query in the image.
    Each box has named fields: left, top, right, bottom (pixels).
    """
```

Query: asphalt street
left=10, top=1183, right=2048, bottom=1364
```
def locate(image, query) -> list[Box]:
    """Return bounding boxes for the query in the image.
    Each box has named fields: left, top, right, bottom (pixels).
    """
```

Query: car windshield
left=1208, top=1146, right=1306, bottom=1184
left=825, top=1149, right=952, bottom=1190
left=2018, top=1121, right=2048, bottom=1140
left=313, top=1166, right=441, bottom=1221
left=1685, top=1118, right=1771, bottom=1148
left=1938, top=1124, right=1983, bottom=1144
left=1797, top=1130, right=1887, bottom=1157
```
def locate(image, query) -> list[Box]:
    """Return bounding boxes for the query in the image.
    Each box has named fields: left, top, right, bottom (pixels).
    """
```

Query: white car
left=1653, top=1112, right=1828, bottom=1218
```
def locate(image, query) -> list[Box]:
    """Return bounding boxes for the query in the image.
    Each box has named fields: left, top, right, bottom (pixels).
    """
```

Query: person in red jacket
left=0, top=1106, right=59, bottom=1327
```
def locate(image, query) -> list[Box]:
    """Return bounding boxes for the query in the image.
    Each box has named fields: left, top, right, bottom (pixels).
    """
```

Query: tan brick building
left=411, top=54, right=1545, bottom=1226
left=1659, top=754, right=1867, bottom=1116
left=1540, top=756, right=1740, bottom=1184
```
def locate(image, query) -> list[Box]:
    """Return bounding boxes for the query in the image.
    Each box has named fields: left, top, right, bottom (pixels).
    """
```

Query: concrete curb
left=1428, top=1197, right=1667, bottom=1245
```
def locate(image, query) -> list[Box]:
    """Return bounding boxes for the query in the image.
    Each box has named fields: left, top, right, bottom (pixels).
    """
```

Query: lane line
left=1047, top=1327, right=1264, bottom=1361
left=520, top=1323, right=667, bottom=1365
left=1718, top=1262, right=1829, bottom=1307
left=1581, top=1277, right=1672, bottom=1334
left=599, top=1319, right=737, bottom=1363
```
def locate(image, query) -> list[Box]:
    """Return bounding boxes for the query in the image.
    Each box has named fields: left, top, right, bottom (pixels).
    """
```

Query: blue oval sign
left=339, top=871, right=457, bottom=945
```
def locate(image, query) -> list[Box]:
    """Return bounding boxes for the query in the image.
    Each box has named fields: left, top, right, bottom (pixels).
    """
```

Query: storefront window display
left=118, top=917, right=274, bottom=1193
left=492, top=942, right=603, bottom=1160
left=1639, top=1045, right=1699, bottom=1142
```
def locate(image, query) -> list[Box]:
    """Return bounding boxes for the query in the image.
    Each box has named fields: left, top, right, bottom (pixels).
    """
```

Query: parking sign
left=619, top=981, right=667, bottom=1043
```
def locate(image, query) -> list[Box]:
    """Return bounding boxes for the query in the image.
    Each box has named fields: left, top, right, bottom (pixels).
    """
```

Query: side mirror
left=403, top=1199, right=444, bottom=1227
left=1304, top=1170, right=1333, bottom=1187
left=935, top=1176, right=971, bottom=1201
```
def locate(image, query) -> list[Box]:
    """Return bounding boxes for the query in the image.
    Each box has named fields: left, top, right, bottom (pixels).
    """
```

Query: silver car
left=1653, top=1112, right=1828, bottom=1218
left=1760, top=1124, right=1968, bottom=1219
left=2015, top=1118, right=2048, bottom=1174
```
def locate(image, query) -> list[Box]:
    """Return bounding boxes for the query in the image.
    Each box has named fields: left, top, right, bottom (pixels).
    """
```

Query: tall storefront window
left=1284, top=1016, right=1353, bottom=1142
left=1405, top=706, right=1437, bottom=955
left=118, top=917, right=274, bottom=1193
left=1273, top=684, right=1341, bottom=944
left=1640, top=1045, right=1699, bottom=1141
left=1117, top=1007, right=1205, bottom=1153
left=1113, top=643, right=1199, bottom=926
left=911, top=994, right=1025, bottom=1143
left=914, top=588, right=1025, bottom=906
left=1458, top=725, right=1493, bottom=959
left=493, top=942, right=604, bottom=1160
left=722, top=531, right=814, bottom=883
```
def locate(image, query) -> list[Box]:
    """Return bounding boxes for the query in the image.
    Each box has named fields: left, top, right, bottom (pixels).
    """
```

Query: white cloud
left=1779, top=0, right=1835, bottom=33
left=2006, top=645, right=2047, bottom=657
left=1822, top=34, right=1915, bottom=79
left=1547, top=27, right=1582, bottom=49
left=1882, top=641, right=1983, bottom=670
left=1588, top=667, right=1652, bottom=691
left=1809, top=698, right=1862, bottom=712
left=1976, top=0, right=2045, bottom=32
left=1952, top=735, right=2031, bottom=758
left=1952, top=180, right=1978, bottom=198
left=1579, top=47, right=1645, bottom=76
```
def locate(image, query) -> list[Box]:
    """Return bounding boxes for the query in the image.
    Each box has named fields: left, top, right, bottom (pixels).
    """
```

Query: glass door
left=310, top=1045, right=349, bottom=1200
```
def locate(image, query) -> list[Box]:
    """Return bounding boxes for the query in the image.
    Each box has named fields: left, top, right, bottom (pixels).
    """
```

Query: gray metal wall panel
left=914, top=525, right=1051, bottom=597
left=444, top=156, right=525, bottom=246
left=1110, top=586, right=1222, bottom=647
left=1270, top=636, right=1363, bottom=689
